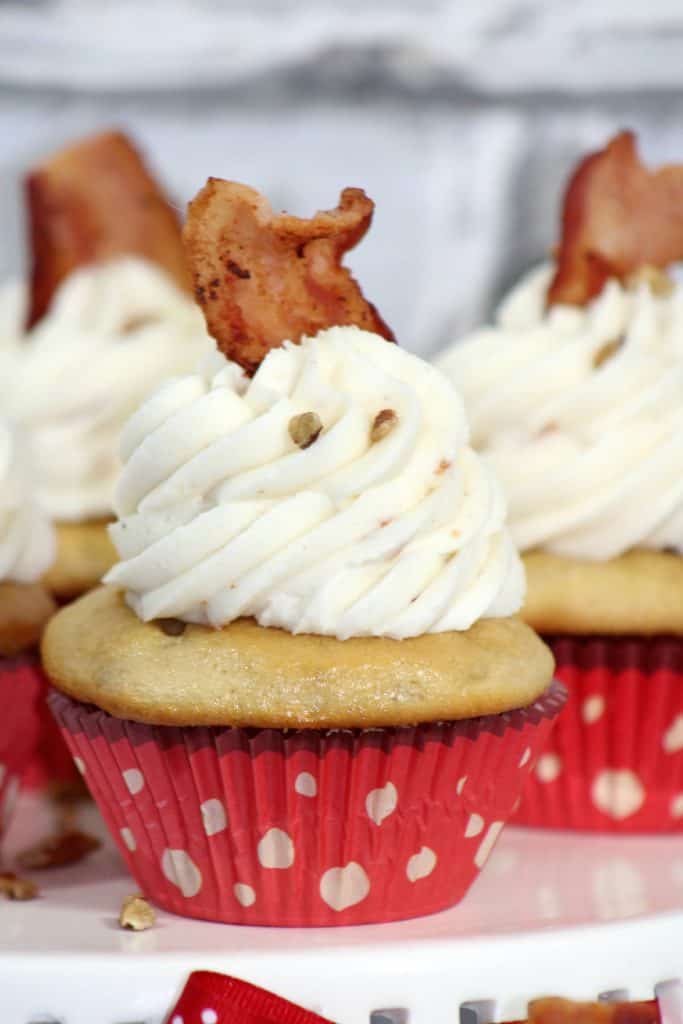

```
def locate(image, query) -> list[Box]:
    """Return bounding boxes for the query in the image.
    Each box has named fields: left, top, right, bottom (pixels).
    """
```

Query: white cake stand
left=3, top=792, right=683, bottom=1024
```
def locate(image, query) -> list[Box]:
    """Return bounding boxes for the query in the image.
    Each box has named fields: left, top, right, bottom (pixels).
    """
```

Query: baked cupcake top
left=0, top=258, right=210, bottom=523
left=105, top=325, right=524, bottom=639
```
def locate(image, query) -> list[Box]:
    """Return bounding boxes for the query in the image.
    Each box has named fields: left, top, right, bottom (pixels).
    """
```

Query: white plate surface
left=3, top=792, right=683, bottom=1023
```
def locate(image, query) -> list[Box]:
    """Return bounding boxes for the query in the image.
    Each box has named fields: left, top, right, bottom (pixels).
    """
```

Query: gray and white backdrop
left=1, top=0, right=683, bottom=357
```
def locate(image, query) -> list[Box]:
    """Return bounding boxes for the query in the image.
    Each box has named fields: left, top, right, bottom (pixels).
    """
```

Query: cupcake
left=0, top=129, right=211, bottom=601
left=45, top=178, right=559, bottom=926
left=436, top=131, right=683, bottom=832
left=0, top=418, right=56, bottom=836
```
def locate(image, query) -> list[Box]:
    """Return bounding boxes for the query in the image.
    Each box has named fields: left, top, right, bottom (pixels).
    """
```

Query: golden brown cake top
left=0, top=581, right=56, bottom=656
left=42, top=586, right=554, bottom=728
left=522, top=549, right=683, bottom=636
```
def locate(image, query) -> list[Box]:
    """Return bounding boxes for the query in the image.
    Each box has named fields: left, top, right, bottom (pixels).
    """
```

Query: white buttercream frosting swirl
left=0, top=418, right=55, bottom=583
left=0, top=259, right=212, bottom=522
left=106, top=326, right=524, bottom=639
left=437, top=264, right=683, bottom=560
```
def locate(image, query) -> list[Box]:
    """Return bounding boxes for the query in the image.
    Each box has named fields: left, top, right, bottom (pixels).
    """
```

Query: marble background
left=1, top=0, right=683, bottom=357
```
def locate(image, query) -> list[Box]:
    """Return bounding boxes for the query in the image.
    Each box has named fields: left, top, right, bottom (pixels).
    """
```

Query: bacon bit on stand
left=0, top=872, right=38, bottom=901
left=521, top=997, right=660, bottom=1024
left=17, top=828, right=101, bottom=871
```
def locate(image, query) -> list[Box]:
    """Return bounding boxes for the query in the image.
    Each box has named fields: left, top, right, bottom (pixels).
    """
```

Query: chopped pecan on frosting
left=370, top=408, right=398, bottom=443
left=548, top=130, right=683, bottom=307
left=183, top=179, right=394, bottom=373
left=26, top=130, right=191, bottom=328
left=288, top=411, right=323, bottom=449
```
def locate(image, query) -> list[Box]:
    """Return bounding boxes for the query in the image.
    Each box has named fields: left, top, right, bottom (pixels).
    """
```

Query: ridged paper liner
left=50, top=681, right=565, bottom=926
left=0, top=655, right=42, bottom=838
left=23, top=670, right=83, bottom=791
left=513, top=636, right=683, bottom=832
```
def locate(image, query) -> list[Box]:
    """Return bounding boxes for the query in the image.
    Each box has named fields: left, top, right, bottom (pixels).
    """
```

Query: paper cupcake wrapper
left=49, top=681, right=565, bottom=926
left=0, top=655, right=42, bottom=838
left=513, top=635, right=683, bottom=832
left=22, top=670, right=84, bottom=792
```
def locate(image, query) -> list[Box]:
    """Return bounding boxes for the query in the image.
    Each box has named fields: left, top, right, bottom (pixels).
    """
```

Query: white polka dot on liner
left=257, top=828, right=295, bottom=869
left=171, top=1016, right=183, bottom=1024
left=591, top=769, right=645, bottom=820
left=465, top=813, right=484, bottom=838
left=671, top=794, right=683, bottom=819
left=582, top=695, right=605, bottom=724
left=234, top=882, right=256, bottom=907
left=294, top=772, right=317, bottom=797
left=519, top=747, right=531, bottom=767
left=161, top=849, right=203, bottom=898
left=474, top=821, right=504, bottom=869
left=201, top=798, right=228, bottom=836
left=202, top=1010, right=218, bottom=1024
left=319, top=862, right=370, bottom=912
left=122, top=768, right=145, bottom=795
left=365, top=782, right=398, bottom=826
left=663, top=714, right=683, bottom=754
left=406, top=847, right=437, bottom=882
left=120, top=827, right=136, bottom=852
left=536, top=753, right=562, bottom=783
left=456, top=775, right=467, bottom=795
left=73, top=756, right=86, bottom=775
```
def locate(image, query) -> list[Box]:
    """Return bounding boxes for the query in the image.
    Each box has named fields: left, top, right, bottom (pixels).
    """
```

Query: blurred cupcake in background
left=436, top=131, right=683, bottom=832
left=0, top=130, right=212, bottom=602
left=46, top=177, right=560, bottom=927
left=0, top=418, right=56, bottom=837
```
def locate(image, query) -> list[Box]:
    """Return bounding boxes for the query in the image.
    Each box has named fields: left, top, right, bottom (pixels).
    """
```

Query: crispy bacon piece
left=548, top=130, right=683, bottom=306
left=26, top=130, right=191, bottom=328
left=183, top=179, right=394, bottom=373
left=516, top=998, right=660, bottom=1024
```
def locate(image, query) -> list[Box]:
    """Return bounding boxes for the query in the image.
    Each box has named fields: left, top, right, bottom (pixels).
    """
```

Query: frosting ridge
left=106, top=326, right=524, bottom=639
left=0, top=258, right=211, bottom=521
left=437, top=264, right=683, bottom=559
left=0, top=419, right=55, bottom=583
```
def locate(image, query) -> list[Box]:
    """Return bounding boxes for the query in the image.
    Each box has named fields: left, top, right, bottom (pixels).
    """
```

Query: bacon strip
left=26, top=130, right=190, bottom=328
left=183, top=179, right=394, bottom=373
left=525, top=998, right=660, bottom=1024
left=548, top=131, right=683, bottom=306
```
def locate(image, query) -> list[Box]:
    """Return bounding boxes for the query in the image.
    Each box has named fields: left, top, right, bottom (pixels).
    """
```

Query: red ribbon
left=166, top=971, right=335, bottom=1024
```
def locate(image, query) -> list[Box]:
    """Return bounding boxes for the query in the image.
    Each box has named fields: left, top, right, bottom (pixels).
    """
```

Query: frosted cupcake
left=0, top=418, right=56, bottom=836
left=437, top=131, right=683, bottom=831
left=1, top=130, right=211, bottom=600
left=45, top=178, right=560, bottom=926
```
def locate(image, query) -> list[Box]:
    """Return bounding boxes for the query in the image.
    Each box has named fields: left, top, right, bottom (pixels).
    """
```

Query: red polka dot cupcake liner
left=49, top=681, right=565, bottom=926
left=513, top=636, right=683, bottom=832
left=0, top=655, right=42, bottom=839
left=22, top=671, right=83, bottom=792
